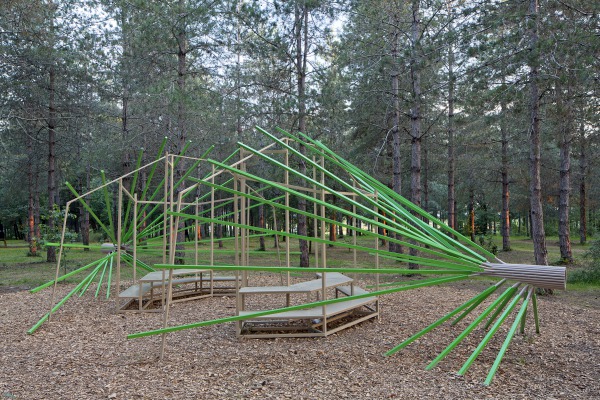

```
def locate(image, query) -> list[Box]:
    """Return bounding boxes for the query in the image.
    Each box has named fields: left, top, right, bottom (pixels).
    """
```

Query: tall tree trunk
left=408, top=0, right=422, bottom=269
left=47, top=63, right=57, bottom=263
left=389, top=6, right=402, bottom=254
left=423, top=140, right=429, bottom=212
left=527, top=0, right=548, bottom=267
left=500, top=79, right=511, bottom=251
left=27, top=133, right=37, bottom=256
left=295, top=3, right=309, bottom=267
left=174, top=0, right=188, bottom=264
left=121, top=3, right=131, bottom=183
left=557, top=81, right=572, bottom=263
left=446, top=2, right=456, bottom=232
left=329, top=210, right=336, bottom=246
left=81, top=164, right=90, bottom=251
left=579, top=119, right=587, bottom=245
left=469, top=188, right=476, bottom=242
left=236, top=0, right=243, bottom=139
left=34, top=168, right=41, bottom=241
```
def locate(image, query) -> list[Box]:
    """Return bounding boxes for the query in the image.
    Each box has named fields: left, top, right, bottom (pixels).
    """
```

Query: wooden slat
left=335, top=285, right=370, bottom=297
left=238, top=296, right=377, bottom=320
left=239, top=273, right=353, bottom=295
left=118, top=283, right=152, bottom=298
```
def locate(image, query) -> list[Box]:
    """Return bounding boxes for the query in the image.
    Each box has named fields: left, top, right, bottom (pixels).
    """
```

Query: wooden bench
left=118, top=270, right=241, bottom=312
left=238, top=295, right=377, bottom=320
left=239, top=272, right=353, bottom=295
left=237, top=272, right=379, bottom=338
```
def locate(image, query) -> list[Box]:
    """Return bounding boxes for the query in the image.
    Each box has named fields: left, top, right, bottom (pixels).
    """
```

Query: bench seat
left=239, top=272, right=353, bottom=295
left=238, top=294, right=377, bottom=320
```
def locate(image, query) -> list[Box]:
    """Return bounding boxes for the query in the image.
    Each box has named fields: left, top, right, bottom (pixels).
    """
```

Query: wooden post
left=313, top=156, right=319, bottom=268
left=320, top=156, right=327, bottom=334
left=133, top=192, right=137, bottom=282
left=284, top=146, right=290, bottom=286
left=116, top=179, right=123, bottom=299
left=49, top=200, right=73, bottom=321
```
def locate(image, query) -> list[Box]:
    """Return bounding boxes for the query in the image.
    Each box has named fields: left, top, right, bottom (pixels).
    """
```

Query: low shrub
left=568, top=240, right=600, bottom=284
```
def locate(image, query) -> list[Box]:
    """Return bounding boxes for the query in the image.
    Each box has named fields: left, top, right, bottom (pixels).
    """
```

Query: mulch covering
left=1, top=279, right=599, bottom=399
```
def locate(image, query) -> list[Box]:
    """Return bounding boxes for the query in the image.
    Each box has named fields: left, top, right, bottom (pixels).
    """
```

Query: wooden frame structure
left=37, top=126, right=567, bottom=385
left=126, top=127, right=566, bottom=385
left=158, top=139, right=381, bottom=339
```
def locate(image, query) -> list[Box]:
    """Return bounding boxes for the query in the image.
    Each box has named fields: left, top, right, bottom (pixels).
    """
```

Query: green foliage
left=39, top=204, right=78, bottom=247
left=39, top=205, right=78, bottom=273
left=478, top=234, right=498, bottom=256
left=568, top=240, right=600, bottom=284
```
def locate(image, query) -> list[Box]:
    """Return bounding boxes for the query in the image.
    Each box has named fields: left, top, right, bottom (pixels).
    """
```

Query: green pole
left=127, top=275, right=470, bottom=339
left=65, top=182, right=116, bottom=243
left=484, top=288, right=533, bottom=385
left=100, top=170, right=115, bottom=239
left=121, top=148, right=145, bottom=240
left=288, top=127, right=495, bottom=257
left=153, top=263, right=475, bottom=276
left=94, top=259, right=109, bottom=298
left=484, top=285, right=519, bottom=329
left=30, top=254, right=112, bottom=293
left=269, top=126, right=495, bottom=261
left=457, top=288, right=526, bottom=375
left=532, top=292, right=540, bottom=334
left=451, top=282, right=507, bottom=326
left=178, top=211, right=480, bottom=271
left=106, top=254, right=114, bottom=299
left=79, top=263, right=103, bottom=296
left=197, top=177, right=481, bottom=270
left=28, top=268, right=100, bottom=334
left=202, top=161, right=485, bottom=269
left=425, top=284, right=520, bottom=370
left=385, top=282, right=503, bottom=356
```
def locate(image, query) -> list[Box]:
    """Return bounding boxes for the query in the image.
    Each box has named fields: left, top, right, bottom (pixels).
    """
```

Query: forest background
left=1, top=0, right=599, bottom=270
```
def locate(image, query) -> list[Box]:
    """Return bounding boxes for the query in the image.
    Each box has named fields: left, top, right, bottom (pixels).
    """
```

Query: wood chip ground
left=1, top=279, right=599, bottom=399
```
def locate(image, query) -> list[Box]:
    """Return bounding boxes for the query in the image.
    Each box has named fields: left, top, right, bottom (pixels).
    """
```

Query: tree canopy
left=1, top=0, right=599, bottom=260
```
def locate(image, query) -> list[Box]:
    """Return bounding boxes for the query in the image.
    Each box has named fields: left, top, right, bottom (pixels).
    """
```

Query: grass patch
left=567, top=239, right=600, bottom=285
left=568, top=265, right=600, bottom=285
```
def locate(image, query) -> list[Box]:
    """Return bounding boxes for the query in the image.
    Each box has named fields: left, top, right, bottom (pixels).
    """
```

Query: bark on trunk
left=389, top=7, right=402, bottom=254
left=579, top=119, right=587, bottom=245
left=527, top=0, right=548, bottom=267
left=557, top=81, right=572, bottom=263
left=295, top=3, right=309, bottom=267
left=469, top=188, right=475, bottom=242
left=408, top=0, right=421, bottom=269
left=500, top=80, right=511, bottom=251
left=34, top=171, right=41, bottom=240
left=27, top=133, right=37, bottom=256
left=81, top=164, right=90, bottom=250
left=423, top=141, right=429, bottom=213
left=446, top=6, right=456, bottom=232
left=47, top=64, right=56, bottom=263
left=174, top=0, right=188, bottom=264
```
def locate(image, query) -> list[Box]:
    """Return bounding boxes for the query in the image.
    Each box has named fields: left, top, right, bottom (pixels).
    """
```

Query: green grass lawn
left=495, top=234, right=589, bottom=263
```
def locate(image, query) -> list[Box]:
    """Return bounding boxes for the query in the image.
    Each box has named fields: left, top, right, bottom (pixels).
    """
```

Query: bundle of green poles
left=125, top=127, right=563, bottom=385
left=31, top=126, right=565, bottom=385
